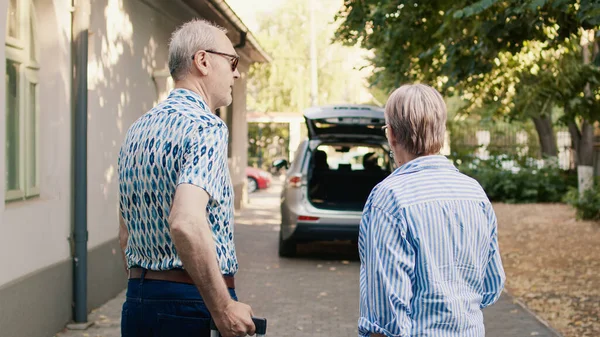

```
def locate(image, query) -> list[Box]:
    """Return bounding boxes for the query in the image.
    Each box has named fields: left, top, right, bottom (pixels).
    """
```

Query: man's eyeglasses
left=192, top=50, right=239, bottom=72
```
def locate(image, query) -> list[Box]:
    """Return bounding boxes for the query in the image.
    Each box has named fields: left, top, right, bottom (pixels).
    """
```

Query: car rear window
left=313, top=144, right=392, bottom=172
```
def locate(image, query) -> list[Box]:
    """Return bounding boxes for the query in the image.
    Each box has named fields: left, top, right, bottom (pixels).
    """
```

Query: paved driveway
left=55, top=180, right=561, bottom=337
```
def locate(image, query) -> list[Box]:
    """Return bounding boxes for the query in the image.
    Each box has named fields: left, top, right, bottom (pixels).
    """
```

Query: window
left=5, top=0, right=39, bottom=201
left=315, top=144, right=392, bottom=172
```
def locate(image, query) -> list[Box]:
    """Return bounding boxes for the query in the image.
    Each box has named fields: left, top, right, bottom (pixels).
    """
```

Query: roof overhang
left=182, top=0, right=272, bottom=64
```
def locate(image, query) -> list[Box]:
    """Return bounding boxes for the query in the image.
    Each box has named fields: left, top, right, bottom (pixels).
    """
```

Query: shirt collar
left=393, top=155, right=458, bottom=176
left=168, top=88, right=210, bottom=112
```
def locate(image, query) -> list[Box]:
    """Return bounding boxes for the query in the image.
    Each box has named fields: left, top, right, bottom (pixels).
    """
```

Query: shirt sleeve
left=358, top=203, right=415, bottom=337
left=480, top=205, right=506, bottom=308
left=177, top=123, right=229, bottom=199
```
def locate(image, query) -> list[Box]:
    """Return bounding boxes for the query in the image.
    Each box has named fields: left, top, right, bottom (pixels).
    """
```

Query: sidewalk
left=53, top=291, right=562, bottom=337
left=54, top=182, right=563, bottom=337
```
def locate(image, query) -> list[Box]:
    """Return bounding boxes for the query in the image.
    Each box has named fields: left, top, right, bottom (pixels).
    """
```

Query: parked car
left=278, top=105, right=393, bottom=257
left=246, top=166, right=272, bottom=193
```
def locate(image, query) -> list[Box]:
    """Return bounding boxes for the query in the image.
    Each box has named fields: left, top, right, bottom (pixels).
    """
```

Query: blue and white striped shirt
left=358, top=155, right=505, bottom=337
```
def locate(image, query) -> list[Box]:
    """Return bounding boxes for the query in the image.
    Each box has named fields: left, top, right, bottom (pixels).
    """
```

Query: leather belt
left=128, top=268, right=235, bottom=289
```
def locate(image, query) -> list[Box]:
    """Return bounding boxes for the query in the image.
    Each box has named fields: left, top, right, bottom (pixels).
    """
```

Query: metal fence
left=448, top=124, right=574, bottom=170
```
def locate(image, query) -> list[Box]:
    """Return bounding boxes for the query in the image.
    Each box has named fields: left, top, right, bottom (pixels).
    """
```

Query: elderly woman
left=358, top=84, right=505, bottom=337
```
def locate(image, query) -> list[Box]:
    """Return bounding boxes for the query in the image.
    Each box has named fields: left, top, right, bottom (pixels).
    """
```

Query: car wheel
left=278, top=231, right=297, bottom=257
left=247, top=177, right=258, bottom=193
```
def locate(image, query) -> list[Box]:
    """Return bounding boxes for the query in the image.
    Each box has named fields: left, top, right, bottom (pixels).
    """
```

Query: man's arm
left=169, top=184, right=255, bottom=337
left=118, top=213, right=129, bottom=275
left=358, top=205, right=415, bottom=337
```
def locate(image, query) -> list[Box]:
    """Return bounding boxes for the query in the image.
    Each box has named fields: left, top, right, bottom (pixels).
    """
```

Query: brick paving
left=55, top=180, right=562, bottom=337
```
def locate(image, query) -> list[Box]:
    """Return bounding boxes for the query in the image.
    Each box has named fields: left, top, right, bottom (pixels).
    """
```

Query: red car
left=246, top=166, right=272, bottom=193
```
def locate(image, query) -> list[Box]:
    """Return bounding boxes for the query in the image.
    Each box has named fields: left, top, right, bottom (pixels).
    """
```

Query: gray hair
left=168, top=19, right=227, bottom=81
left=385, top=84, right=447, bottom=156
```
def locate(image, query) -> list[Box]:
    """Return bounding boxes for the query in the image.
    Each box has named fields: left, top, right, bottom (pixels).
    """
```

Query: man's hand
left=213, top=300, right=256, bottom=337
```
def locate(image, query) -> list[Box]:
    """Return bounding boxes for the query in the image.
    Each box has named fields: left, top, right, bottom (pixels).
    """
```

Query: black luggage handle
left=210, top=317, right=267, bottom=337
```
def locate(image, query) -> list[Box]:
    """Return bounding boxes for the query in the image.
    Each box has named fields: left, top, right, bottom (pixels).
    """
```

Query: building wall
left=86, top=0, right=200, bottom=310
left=0, top=0, right=72, bottom=288
left=87, top=0, right=180, bottom=249
left=0, top=0, right=258, bottom=334
left=0, top=0, right=75, bottom=336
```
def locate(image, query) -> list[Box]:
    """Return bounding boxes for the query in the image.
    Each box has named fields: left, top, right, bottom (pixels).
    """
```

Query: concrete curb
left=503, top=290, right=564, bottom=337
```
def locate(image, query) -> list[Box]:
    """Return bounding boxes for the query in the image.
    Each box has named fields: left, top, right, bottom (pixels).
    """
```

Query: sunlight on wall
left=104, top=0, right=133, bottom=65
left=143, top=36, right=158, bottom=74
left=116, top=91, right=131, bottom=133
left=88, top=0, right=134, bottom=90
left=52, top=0, right=72, bottom=100
left=103, top=165, right=115, bottom=198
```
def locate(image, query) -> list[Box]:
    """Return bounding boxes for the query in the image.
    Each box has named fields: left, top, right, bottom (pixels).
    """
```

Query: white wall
left=0, top=0, right=73, bottom=287
left=0, top=0, right=6, bottom=219
left=86, top=0, right=182, bottom=249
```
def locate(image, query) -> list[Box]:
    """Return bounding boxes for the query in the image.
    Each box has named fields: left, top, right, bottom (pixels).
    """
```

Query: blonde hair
left=385, top=84, right=447, bottom=156
left=168, top=19, right=227, bottom=81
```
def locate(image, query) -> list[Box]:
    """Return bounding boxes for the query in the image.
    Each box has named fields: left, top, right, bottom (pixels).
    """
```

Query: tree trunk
left=578, top=120, right=595, bottom=197
left=578, top=29, right=596, bottom=197
left=568, top=115, right=594, bottom=195
left=567, top=119, right=580, bottom=167
left=532, top=115, right=558, bottom=157
left=579, top=120, right=594, bottom=166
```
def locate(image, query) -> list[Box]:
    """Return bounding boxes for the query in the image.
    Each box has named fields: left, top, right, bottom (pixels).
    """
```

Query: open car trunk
left=307, top=148, right=391, bottom=211
left=304, top=105, right=389, bottom=211
left=308, top=166, right=389, bottom=211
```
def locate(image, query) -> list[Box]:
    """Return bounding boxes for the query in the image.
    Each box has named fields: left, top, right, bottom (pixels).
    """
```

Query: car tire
left=278, top=231, right=297, bottom=257
left=247, top=177, right=258, bottom=193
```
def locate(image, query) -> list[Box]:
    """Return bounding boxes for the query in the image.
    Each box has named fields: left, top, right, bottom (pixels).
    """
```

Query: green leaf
left=551, top=0, right=569, bottom=9
left=479, top=0, right=495, bottom=12
left=453, top=9, right=464, bottom=19
left=530, top=0, right=546, bottom=10
left=463, top=7, right=474, bottom=17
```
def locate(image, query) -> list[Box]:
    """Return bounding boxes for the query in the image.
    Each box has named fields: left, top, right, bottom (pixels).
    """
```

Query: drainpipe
left=71, top=0, right=90, bottom=324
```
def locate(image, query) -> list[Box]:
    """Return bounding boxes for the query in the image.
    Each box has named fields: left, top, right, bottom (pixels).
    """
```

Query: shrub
left=451, top=154, right=576, bottom=203
left=564, top=184, right=600, bottom=220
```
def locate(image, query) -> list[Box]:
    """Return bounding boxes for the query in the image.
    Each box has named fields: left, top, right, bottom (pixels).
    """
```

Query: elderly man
left=118, top=19, right=255, bottom=337
left=359, top=84, right=506, bottom=337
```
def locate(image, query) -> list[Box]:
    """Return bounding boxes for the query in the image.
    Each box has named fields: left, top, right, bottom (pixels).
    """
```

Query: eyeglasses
left=192, top=50, right=239, bottom=72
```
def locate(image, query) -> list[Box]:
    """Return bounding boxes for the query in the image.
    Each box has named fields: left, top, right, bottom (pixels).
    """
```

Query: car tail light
left=298, top=215, right=320, bottom=221
left=288, top=174, right=303, bottom=188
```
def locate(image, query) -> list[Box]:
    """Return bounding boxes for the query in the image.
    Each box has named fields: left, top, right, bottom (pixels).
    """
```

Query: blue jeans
left=121, top=275, right=237, bottom=337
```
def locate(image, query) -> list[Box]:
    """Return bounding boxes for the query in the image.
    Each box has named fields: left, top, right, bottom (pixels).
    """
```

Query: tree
left=246, top=0, right=372, bottom=113
left=335, top=0, right=600, bottom=193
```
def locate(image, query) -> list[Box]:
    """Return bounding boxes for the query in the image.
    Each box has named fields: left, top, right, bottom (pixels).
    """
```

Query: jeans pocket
left=156, top=313, right=211, bottom=337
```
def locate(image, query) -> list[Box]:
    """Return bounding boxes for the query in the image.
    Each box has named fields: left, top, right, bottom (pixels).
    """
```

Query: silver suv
left=277, top=105, right=393, bottom=257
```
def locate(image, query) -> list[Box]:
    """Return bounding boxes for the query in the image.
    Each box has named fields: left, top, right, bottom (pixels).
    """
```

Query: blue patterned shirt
left=358, top=155, right=505, bottom=337
left=118, top=88, right=238, bottom=275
